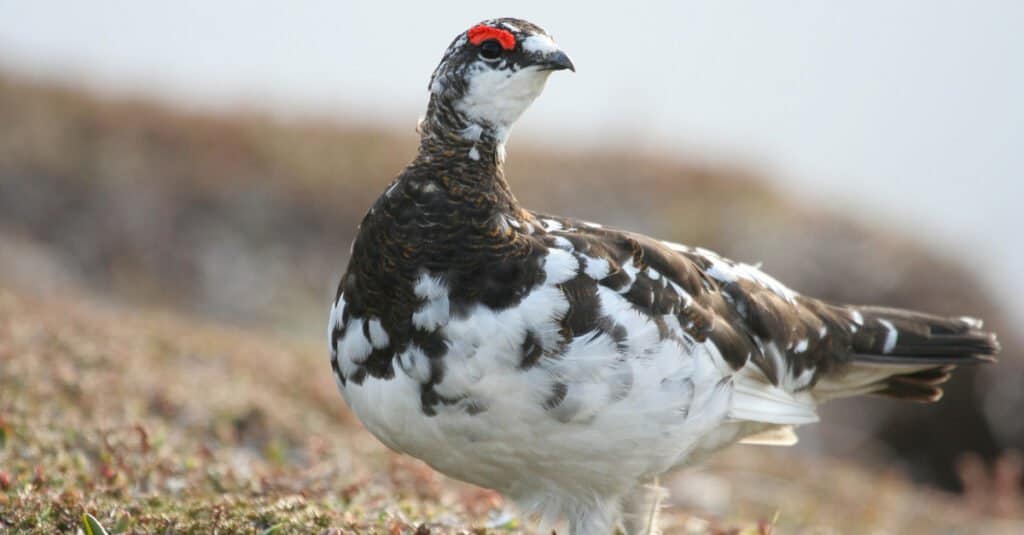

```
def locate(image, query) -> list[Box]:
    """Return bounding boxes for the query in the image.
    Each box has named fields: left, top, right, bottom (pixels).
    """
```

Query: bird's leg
left=620, top=478, right=667, bottom=535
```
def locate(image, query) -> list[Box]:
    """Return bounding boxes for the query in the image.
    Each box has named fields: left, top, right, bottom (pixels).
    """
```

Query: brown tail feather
left=850, top=306, right=999, bottom=361
left=821, top=306, right=999, bottom=402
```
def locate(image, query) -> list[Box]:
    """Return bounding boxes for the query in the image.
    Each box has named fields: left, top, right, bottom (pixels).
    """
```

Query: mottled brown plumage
left=327, top=18, right=1000, bottom=535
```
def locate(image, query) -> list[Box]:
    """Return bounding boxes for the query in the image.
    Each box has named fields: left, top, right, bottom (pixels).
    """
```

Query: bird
left=328, top=18, right=1000, bottom=535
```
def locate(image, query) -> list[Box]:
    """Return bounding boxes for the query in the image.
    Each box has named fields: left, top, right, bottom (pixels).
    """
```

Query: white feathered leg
left=620, top=478, right=667, bottom=535
left=568, top=499, right=620, bottom=535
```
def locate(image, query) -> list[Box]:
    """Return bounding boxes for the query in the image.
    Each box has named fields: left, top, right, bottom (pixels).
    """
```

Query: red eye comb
left=467, top=25, right=516, bottom=50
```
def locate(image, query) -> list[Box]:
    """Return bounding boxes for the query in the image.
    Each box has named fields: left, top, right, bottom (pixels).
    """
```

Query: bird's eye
left=479, top=39, right=504, bottom=60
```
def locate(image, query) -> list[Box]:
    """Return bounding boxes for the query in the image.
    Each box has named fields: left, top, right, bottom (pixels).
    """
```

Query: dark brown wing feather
left=535, top=213, right=999, bottom=401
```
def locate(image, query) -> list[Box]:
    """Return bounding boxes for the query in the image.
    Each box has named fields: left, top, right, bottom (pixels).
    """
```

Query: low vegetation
left=1, top=288, right=1020, bottom=533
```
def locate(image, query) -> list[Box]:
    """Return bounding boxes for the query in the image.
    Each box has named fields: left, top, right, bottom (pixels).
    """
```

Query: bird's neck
left=409, top=95, right=520, bottom=213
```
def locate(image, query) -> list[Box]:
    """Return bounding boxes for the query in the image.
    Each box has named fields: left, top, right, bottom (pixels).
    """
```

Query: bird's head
left=423, top=18, right=574, bottom=144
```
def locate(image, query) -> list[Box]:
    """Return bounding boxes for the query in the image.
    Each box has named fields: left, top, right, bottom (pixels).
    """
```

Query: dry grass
left=1, top=285, right=1020, bottom=534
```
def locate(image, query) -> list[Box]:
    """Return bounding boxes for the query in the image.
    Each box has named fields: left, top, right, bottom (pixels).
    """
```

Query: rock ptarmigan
left=328, top=18, right=1000, bottom=535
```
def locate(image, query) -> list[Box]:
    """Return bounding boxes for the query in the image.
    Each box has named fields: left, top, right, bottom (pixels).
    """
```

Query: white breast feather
left=337, top=249, right=817, bottom=513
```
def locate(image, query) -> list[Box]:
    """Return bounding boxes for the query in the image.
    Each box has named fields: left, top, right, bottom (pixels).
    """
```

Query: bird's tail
left=812, top=306, right=1000, bottom=402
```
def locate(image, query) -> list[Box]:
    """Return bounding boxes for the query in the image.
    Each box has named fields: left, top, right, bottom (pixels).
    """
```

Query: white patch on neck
left=496, top=142, right=506, bottom=164
left=460, top=123, right=483, bottom=141
left=492, top=126, right=510, bottom=145
left=468, top=146, right=480, bottom=160
left=455, top=63, right=552, bottom=133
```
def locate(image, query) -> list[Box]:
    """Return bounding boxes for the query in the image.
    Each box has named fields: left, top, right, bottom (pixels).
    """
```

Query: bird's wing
left=533, top=213, right=997, bottom=415
left=536, top=214, right=829, bottom=389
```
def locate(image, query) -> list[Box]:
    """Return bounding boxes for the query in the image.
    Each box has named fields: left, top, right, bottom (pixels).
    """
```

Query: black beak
left=537, top=50, right=575, bottom=72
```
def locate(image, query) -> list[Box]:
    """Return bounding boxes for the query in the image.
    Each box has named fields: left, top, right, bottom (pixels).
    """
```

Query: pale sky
left=1, top=1, right=1021, bottom=322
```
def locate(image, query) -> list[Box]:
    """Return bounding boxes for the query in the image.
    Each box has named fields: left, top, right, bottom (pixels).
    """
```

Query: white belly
left=329, top=257, right=784, bottom=507
left=339, top=326, right=735, bottom=502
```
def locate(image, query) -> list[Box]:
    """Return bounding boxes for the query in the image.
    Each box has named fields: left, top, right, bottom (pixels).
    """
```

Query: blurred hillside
left=0, top=70, right=1020, bottom=499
